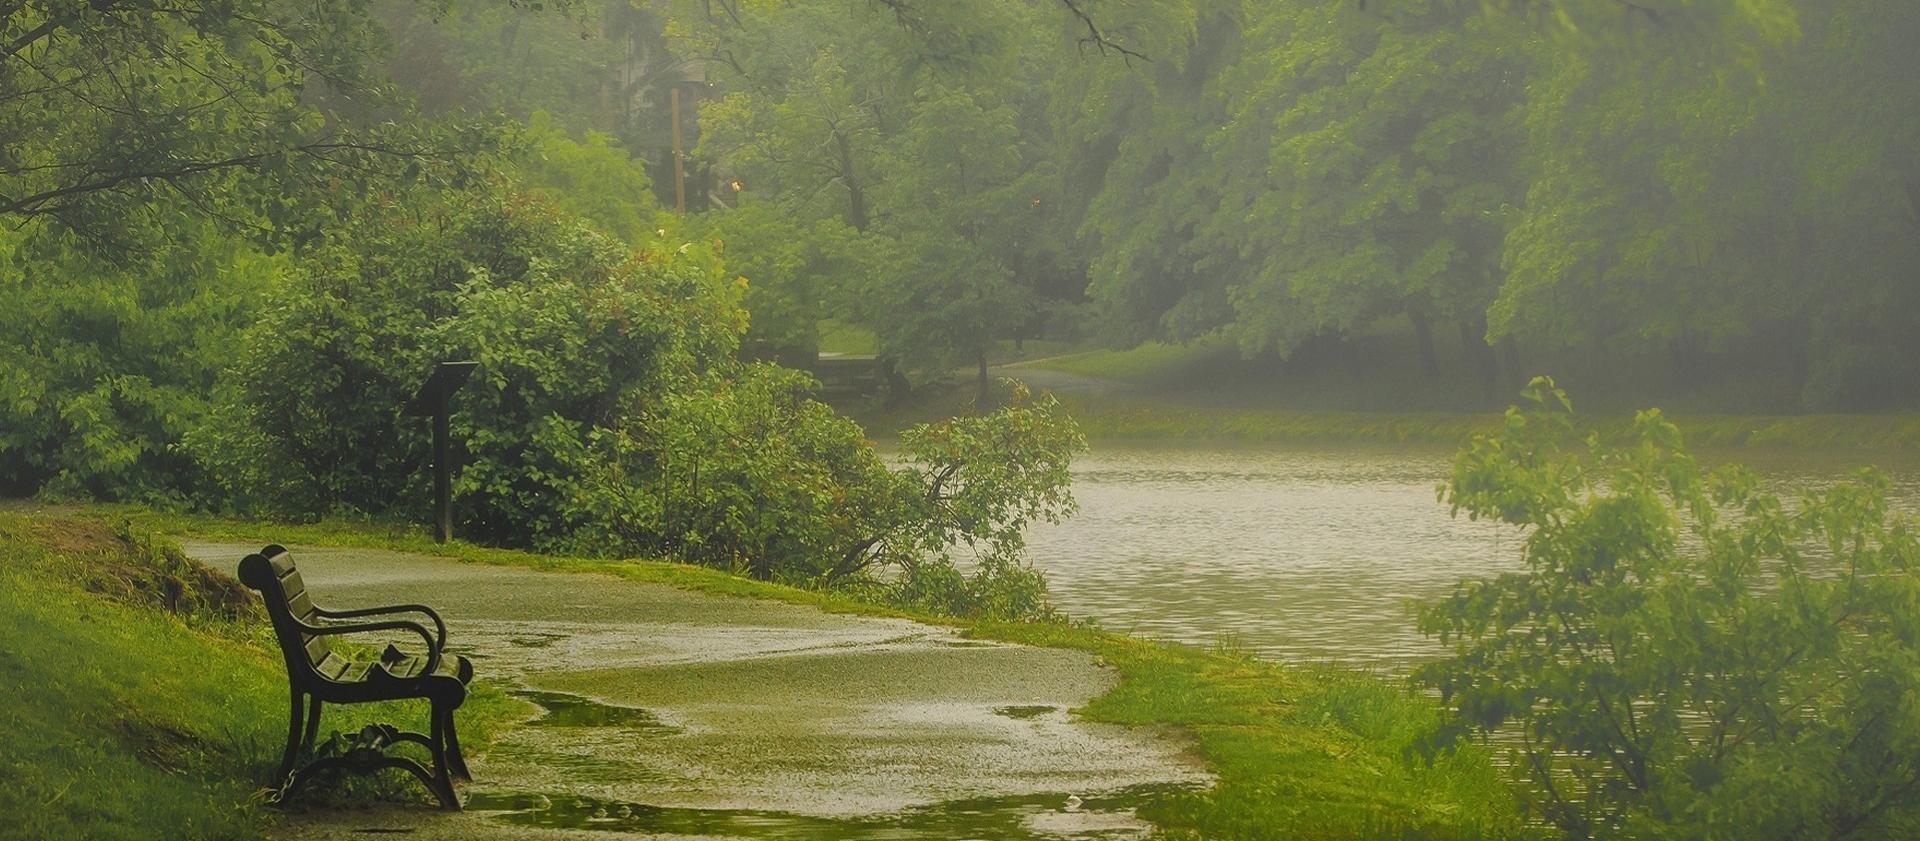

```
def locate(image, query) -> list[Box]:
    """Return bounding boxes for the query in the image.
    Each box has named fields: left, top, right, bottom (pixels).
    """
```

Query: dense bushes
left=192, top=191, right=741, bottom=529
left=1417, top=379, right=1920, bottom=838
left=0, top=218, right=284, bottom=501
left=188, top=188, right=1079, bottom=618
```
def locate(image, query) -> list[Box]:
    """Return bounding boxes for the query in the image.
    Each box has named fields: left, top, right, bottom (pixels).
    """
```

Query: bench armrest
left=299, top=617, right=442, bottom=677
left=313, top=603, right=448, bottom=650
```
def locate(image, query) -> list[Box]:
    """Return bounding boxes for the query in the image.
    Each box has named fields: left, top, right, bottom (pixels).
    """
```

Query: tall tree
left=0, top=0, right=485, bottom=249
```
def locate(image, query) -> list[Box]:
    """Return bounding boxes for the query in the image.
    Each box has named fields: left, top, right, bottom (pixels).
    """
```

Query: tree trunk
left=881, top=355, right=911, bottom=407
left=1410, top=310, right=1439, bottom=378
left=1459, top=318, right=1499, bottom=402
left=976, top=352, right=994, bottom=412
left=835, top=130, right=869, bottom=232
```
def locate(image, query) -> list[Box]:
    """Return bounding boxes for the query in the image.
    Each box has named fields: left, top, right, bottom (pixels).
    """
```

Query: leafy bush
left=192, top=188, right=743, bottom=531
left=196, top=188, right=1080, bottom=619
left=1416, top=378, right=1920, bottom=839
left=0, top=217, right=283, bottom=501
left=551, top=374, right=1083, bottom=619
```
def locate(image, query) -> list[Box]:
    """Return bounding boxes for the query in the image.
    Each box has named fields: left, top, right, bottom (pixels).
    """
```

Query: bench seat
left=238, top=544, right=473, bottom=809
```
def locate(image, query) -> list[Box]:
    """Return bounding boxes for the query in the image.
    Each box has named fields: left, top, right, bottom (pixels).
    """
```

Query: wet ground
left=184, top=542, right=1207, bottom=840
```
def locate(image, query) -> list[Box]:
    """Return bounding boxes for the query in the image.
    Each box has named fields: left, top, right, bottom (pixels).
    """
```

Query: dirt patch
left=113, top=712, right=214, bottom=777
left=30, top=517, right=259, bottom=622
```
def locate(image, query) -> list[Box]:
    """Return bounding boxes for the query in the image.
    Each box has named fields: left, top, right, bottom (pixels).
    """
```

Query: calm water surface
left=1023, top=444, right=1920, bottom=668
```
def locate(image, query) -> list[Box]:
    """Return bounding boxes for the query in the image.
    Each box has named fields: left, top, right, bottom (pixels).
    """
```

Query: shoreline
left=848, top=385, right=1920, bottom=451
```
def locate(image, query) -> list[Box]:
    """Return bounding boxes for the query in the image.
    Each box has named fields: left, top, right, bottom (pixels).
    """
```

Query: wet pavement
left=184, top=542, right=1207, bottom=840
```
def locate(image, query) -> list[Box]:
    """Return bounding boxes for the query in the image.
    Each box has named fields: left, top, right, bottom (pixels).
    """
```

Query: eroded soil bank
left=183, top=541, right=1207, bottom=840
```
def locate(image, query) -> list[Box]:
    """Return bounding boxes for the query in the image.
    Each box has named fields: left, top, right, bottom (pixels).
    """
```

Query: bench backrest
left=238, top=545, right=339, bottom=683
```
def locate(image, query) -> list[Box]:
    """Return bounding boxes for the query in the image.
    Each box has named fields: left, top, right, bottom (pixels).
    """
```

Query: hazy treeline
left=589, top=0, right=1912, bottom=409
left=0, top=1, right=1085, bottom=618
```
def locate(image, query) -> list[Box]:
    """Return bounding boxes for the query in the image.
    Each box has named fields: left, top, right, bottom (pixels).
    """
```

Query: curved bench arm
left=297, top=617, right=442, bottom=677
left=313, top=603, right=448, bottom=650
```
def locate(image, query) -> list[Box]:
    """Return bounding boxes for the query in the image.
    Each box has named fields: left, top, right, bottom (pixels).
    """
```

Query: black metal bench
left=237, top=544, right=474, bottom=809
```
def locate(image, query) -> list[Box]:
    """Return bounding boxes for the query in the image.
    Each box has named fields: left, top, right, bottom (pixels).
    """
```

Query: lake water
left=1021, top=443, right=1920, bottom=668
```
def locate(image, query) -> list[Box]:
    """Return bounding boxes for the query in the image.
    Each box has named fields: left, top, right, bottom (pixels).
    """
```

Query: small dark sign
left=405, top=361, right=479, bottom=417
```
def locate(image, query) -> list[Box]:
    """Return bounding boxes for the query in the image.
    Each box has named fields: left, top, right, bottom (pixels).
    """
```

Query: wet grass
left=1003, top=340, right=1239, bottom=388
left=980, top=328, right=1920, bottom=449
left=109, top=506, right=1523, bottom=839
left=1051, top=397, right=1920, bottom=450
left=0, top=510, right=530, bottom=841
left=467, top=784, right=1181, bottom=839
left=979, top=623, right=1520, bottom=840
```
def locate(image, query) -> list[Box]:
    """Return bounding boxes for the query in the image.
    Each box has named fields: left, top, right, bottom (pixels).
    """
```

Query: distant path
left=183, top=542, right=1205, bottom=841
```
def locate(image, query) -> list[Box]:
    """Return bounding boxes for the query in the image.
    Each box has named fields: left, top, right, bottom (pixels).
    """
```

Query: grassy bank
left=0, top=510, right=527, bottom=841
left=841, top=374, right=1920, bottom=451
left=957, top=334, right=1920, bottom=450
left=1051, top=396, right=1920, bottom=450
left=115, top=507, right=1520, bottom=840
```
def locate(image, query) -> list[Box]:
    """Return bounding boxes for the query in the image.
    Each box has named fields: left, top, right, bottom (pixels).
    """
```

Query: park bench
left=237, top=544, right=474, bottom=809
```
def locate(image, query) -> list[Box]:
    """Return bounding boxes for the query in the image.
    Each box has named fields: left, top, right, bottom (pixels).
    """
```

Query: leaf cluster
left=1417, top=377, right=1920, bottom=838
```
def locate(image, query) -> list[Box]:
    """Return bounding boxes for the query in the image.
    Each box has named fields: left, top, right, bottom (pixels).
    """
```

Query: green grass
left=1051, top=396, right=1920, bottom=450
left=981, top=623, right=1520, bottom=839
left=0, top=511, right=528, bottom=841
left=816, top=319, right=879, bottom=355
left=1005, top=339, right=1239, bottom=387
left=978, top=320, right=1920, bottom=449
left=114, top=507, right=1520, bottom=839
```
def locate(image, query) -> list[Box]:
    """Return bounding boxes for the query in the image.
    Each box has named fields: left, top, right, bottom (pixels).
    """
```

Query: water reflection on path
left=1025, top=443, right=1920, bottom=667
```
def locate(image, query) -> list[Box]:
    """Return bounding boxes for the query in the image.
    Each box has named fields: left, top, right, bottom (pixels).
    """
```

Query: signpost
left=404, top=361, right=478, bottom=544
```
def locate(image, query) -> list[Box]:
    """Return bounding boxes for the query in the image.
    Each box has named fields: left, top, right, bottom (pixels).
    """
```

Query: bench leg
left=277, top=689, right=305, bottom=783
left=426, top=699, right=460, bottom=809
left=442, top=706, right=471, bottom=781
left=301, top=695, right=324, bottom=755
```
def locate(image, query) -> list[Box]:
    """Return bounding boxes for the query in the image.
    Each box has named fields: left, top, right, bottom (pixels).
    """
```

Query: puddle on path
left=467, top=783, right=1193, bottom=840
left=514, top=688, right=680, bottom=734
left=182, top=542, right=1212, bottom=840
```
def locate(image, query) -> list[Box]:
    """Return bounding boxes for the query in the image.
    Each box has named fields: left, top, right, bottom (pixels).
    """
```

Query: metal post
left=406, top=361, right=477, bottom=546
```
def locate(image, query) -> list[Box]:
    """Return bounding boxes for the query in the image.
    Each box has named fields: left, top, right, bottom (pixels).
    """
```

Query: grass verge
left=115, top=506, right=1520, bottom=839
left=0, top=509, right=528, bottom=841
left=1054, top=396, right=1920, bottom=450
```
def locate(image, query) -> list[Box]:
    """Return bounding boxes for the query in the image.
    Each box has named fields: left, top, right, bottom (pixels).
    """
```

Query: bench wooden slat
left=302, top=632, right=330, bottom=663
left=287, top=587, right=319, bottom=620
left=313, top=651, right=347, bottom=681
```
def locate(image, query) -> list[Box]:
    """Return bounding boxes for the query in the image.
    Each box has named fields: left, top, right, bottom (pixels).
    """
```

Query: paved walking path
left=184, top=542, right=1206, bottom=840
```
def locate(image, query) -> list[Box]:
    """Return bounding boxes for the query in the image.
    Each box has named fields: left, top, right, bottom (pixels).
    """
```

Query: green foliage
left=1417, top=377, right=1920, bottom=838
left=878, top=384, right=1086, bottom=618
left=548, top=374, right=1084, bottom=620
left=191, top=184, right=1080, bottom=619
left=513, top=111, right=668, bottom=245
left=193, top=188, right=744, bottom=536
left=678, top=0, right=1085, bottom=387
left=0, top=0, right=495, bottom=249
left=0, top=218, right=286, bottom=501
left=544, top=363, right=907, bottom=578
left=686, top=200, right=886, bottom=361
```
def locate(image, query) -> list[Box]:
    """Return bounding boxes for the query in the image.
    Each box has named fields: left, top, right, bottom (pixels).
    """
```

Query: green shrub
left=552, top=375, right=1083, bottom=619
left=192, top=188, right=743, bottom=537
left=1416, top=377, right=1920, bottom=838
left=195, top=189, right=1081, bottom=619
